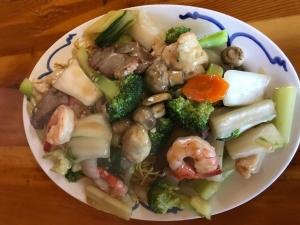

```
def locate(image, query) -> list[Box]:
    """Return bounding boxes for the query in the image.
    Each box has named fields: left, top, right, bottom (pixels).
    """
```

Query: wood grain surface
left=0, top=1, right=299, bottom=225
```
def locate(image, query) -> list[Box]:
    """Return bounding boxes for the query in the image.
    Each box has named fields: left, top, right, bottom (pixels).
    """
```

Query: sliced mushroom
left=133, top=107, right=156, bottom=130
left=221, top=46, right=245, bottom=67
left=150, top=103, right=166, bottom=119
left=142, top=93, right=172, bottom=106
left=145, top=59, right=169, bottom=93
left=122, top=123, right=151, bottom=163
left=168, top=70, right=184, bottom=87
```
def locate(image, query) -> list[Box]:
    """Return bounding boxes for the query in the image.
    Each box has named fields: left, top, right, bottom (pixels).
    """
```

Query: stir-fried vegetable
left=76, top=47, right=120, bottom=99
left=190, top=196, right=211, bottom=219
left=165, top=26, right=191, bottom=44
left=129, top=10, right=162, bottom=50
left=206, top=63, right=224, bottom=77
left=65, top=169, right=84, bottom=182
left=167, top=96, right=214, bottom=132
left=95, top=10, right=137, bottom=47
left=223, top=70, right=270, bottom=106
left=106, top=74, right=144, bottom=121
left=148, top=178, right=183, bottom=213
left=86, top=185, right=132, bottom=220
left=210, top=100, right=276, bottom=139
left=69, top=114, right=112, bottom=162
left=198, top=30, right=228, bottom=49
left=149, top=118, right=173, bottom=155
left=226, top=123, right=284, bottom=159
left=19, top=78, right=33, bottom=97
left=273, top=86, right=297, bottom=145
left=53, top=59, right=102, bottom=106
left=44, top=149, right=72, bottom=175
left=182, top=75, right=229, bottom=103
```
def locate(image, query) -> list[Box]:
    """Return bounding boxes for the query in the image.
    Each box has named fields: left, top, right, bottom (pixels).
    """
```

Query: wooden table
left=0, top=1, right=299, bottom=225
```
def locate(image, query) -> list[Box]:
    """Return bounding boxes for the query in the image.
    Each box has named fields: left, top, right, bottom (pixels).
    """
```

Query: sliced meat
left=68, top=96, right=92, bottom=118
left=117, top=42, right=154, bottom=73
left=114, top=56, right=140, bottom=80
left=31, top=88, right=69, bottom=129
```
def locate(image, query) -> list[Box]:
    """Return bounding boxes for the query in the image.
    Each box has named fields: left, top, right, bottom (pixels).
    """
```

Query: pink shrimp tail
left=98, top=167, right=128, bottom=198
left=172, top=163, right=222, bottom=180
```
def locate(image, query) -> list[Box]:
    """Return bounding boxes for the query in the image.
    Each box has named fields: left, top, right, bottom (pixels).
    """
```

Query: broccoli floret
left=65, top=169, right=84, bottom=182
left=148, top=178, right=182, bottom=214
left=43, top=149, right=72, bottom=175
left=149, top=118, right=173, bottom=155
left=167, top=96, right=214, bottom=132
left=106, top=74, right=144, bottom=121
left=165, top=26, right=191, bottom=44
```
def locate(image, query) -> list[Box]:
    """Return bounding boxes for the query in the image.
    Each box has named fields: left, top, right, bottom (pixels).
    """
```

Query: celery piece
left=206, top=63, right=224, bottom=77
left=115, top=34, right=133, bottom=46
left=19, top=78, right=33, bottom=97
left=192, top=180, right=220, bottom=200
left=190, top=196, right=211, bottom=219
left=76, top=47, right=119, bottom=99
left=86, top=185, right=132, bottom=220
left=273, top=86, right=297, bottom=145
left=198, top=30, right=228, bottom=49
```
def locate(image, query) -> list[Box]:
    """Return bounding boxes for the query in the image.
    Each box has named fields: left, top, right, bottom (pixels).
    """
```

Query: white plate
left=23, top=4, right=300, bottom=221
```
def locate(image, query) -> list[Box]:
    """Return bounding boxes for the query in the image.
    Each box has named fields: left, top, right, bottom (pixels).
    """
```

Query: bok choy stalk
left=226, top=123, right=284, bottom=160
left=210, top=99, right=276, bottom=140
left=68, top=114, right=112, bottom=162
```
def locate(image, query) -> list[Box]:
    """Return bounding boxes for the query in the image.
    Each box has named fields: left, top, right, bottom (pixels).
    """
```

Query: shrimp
left=46, top=105, right=75, bottom=145
left=81, top=159, right=128, bottom=198
left=167, top=136, right=221, bottom=180
left=98, top=168, right=128, bottom=198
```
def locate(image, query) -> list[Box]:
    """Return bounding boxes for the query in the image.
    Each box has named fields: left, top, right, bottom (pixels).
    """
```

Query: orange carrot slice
left=182, top=74, right=229, bottom=103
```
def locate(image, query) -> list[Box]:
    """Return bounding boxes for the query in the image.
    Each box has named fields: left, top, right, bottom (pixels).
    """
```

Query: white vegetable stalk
left=53, top=59, right=102, bottom=106
left=223, top=70, right=270, bottom=106
left=68, top=114, right=112, bottom=162
left=226, top=123, right=284, bottom=160
left=210, top=99, right=276, bottom=139
left=129, top=11, right=162, bottom=50
left=206, top=135, right=224, bottom=182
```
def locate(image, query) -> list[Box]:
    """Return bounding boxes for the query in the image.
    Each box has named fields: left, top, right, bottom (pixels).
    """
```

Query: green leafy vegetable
left=65, top=169, right=84, bottom=182
left=165, top=26, right=191, bottom=44
left=106, top=74, right=144, bottom=121
left=167, top=96, right=214, bottom=132
left=198, top=30, right=228, bottom=48
left=149, top=118, right=173, bottom=155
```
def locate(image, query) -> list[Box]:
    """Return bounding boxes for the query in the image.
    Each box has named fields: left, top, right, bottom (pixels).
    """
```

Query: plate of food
left=20, top=4, right=300, bottom=221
